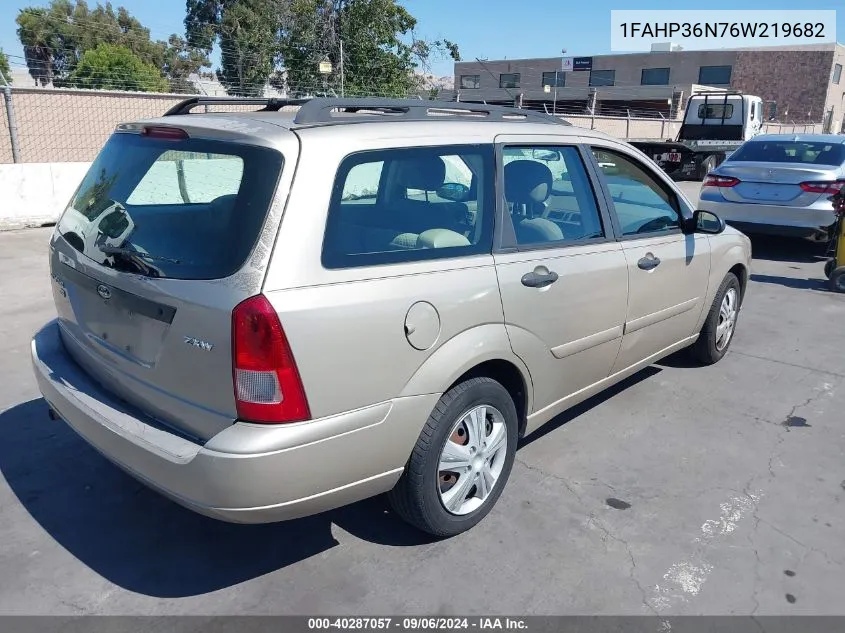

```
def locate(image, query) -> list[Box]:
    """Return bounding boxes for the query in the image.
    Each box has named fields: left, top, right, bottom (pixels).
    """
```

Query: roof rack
left=161, top=96, right=571, bottom=127
left=292, top=98, right=570, bottom=126
left=163, top=96, right=311, bottom=116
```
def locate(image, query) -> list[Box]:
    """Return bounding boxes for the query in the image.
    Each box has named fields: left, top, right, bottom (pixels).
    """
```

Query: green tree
left=185, top=0, right=460, bottom=98
left=164, top=34, right=208, bottom=93
left=17, top=0, right=208, bottom=91
left=15, top=0, right=77, bottom=85
left=185, top=0, right=283, bottom=96
left=68, top=43, right=169, bottom=92
left=0, top=49, right=11, bottom=84
left=279, top=0, right=459, bottom=97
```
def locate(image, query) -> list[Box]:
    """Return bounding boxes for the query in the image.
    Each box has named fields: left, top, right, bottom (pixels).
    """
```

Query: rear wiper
left=100, top=246, right=181, bottom=264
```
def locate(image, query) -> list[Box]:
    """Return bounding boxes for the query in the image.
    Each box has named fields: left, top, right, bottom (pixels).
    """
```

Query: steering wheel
left=636, top=215, right=676, bottom=234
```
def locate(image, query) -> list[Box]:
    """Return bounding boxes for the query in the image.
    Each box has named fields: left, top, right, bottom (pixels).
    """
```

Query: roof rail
left=163, top=96, right=311, bottom=116
left=291, top=97, right=570, bottom=127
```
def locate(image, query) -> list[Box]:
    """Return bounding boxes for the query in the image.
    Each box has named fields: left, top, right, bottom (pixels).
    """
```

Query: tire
left=698, top=155, right=717, bottom=181
left=824, top=259, right=835, bottom=279
left=829, top=267, right=845, bottom=293
left=690, top=272, right=741, bottom=365
left=388, top=376, right=519, bottom=537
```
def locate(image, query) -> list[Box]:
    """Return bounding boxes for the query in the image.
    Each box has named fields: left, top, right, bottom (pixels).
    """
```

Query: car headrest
left=505, top=160, right=553, bottom=205
left=212, top=194, right=238, bottom=211
left=395, top=155, right=446, bottom=191
left=517, top=218, right=564, bottom=244
left=417, top=228, right=471, bottom=249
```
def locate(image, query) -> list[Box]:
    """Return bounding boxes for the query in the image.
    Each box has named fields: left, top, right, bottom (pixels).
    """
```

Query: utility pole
left=1, top=70, right=21, bottom=164
left=554, top=49, right=566, bottom=117
left=339, top=40, right=345, bottom=98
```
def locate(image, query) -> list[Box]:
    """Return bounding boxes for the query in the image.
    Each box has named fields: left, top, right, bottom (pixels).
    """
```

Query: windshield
left=728, top=140, right=845, bottom=165
left=56, top=131, right=283, bottom=280
left=697, top=103, right=734, bottom=119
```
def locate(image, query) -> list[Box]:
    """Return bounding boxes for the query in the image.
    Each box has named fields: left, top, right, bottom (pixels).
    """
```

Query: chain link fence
left=0, top=86, right=827, bottom=164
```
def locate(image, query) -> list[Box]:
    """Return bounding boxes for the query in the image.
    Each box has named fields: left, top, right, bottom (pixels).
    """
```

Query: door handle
left=521, top=270, right=559, bottom=288
left=637, top=253, right=661, bottom=271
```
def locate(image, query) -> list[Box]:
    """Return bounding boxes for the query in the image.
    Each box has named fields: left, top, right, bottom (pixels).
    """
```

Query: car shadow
left=518, top=366, right=662, bottom=449
left=747, top=234, right=829, bottom=264
left=750, top=273, right=831, bottom=291
left=2, top=365, right=668, bottom=598
left=654, top=350, right=703, bottom=369
left=0, top=398, right=433, bottom=599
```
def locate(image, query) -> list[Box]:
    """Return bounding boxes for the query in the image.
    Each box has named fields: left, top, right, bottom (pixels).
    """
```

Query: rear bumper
left=720, top=222, right=830, bottom=240
left=698, top=191, right=837, bottom=241
left=31, top=321, right=436, bottom=523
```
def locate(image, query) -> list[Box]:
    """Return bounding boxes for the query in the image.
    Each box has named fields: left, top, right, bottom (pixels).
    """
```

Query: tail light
left=703, top=174, right=740, bottom=188
left=141, top=126, right=189, bottom=140
left=799, top=180, right=845, bottom=194
left=232, top=295, right=310, bottom=424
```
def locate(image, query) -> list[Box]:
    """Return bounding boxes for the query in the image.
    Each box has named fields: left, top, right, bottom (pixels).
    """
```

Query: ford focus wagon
left=31, top=98, right=752, bottom=537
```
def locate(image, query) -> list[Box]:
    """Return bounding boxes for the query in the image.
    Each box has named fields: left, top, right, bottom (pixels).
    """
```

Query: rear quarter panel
left=262, top=125, right=521, bottom=419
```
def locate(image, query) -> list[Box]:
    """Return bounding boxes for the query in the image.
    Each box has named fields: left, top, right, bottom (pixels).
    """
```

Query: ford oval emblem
left=96, top=284, right=112, bottom=300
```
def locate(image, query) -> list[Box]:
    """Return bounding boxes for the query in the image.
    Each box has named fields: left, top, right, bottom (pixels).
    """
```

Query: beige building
left=454, top=43, right=845, bottom=131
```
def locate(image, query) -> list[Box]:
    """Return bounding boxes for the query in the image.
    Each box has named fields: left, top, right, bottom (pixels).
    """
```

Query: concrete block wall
left=0, top=162, right=90, bottom=228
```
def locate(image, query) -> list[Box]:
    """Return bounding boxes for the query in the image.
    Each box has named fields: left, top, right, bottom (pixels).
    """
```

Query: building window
left=641, top=67, right=670, bottom=85
left=833, top=64, right=842, bottom=84
left=541, top=71, right=565, bottom=88
left=460, top=74, right=480, bottom=89
left=698, top=65, right=732, bottom=85
left=589, top=70, right=615, bottom=87
left=499, top=73, right=520, bottom=89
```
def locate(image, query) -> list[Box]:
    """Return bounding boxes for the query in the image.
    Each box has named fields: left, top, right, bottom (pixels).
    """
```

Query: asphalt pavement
left=1, top=207, right=844, bottom=615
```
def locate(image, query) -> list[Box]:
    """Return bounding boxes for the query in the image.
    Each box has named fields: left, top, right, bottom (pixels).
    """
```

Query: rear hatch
left=715, top=139, right=845, bottom=207
left=50, top=123, right=288, bottom=441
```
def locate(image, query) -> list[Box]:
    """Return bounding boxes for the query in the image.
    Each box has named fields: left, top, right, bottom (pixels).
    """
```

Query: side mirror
left=689, top=209, right=726, bottom=234
left=437, top=182, right=470, bottom=202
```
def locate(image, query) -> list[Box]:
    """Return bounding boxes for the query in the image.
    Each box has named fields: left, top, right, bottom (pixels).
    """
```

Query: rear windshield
left=56, top=131, right=283, bottom=280
left=728, top=140, right=845, bottom=165
left=697, top=104, right=734, bottom=119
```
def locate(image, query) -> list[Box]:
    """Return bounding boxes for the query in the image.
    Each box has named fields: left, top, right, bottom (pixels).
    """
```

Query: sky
left=1, top=0, right=843, bottom=80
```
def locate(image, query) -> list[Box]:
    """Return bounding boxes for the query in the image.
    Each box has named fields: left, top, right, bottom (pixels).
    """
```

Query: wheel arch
left=728, top=261, right=749, bottom=303
left=399, top=324, right=534, bottom=437
left=450, top=360, right=531, bottom=438
left=694, top=240, right=750, bottom=333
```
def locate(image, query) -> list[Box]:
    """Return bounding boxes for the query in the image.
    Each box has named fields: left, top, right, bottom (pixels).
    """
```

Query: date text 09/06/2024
left=307, top=618, right=529, bottom=630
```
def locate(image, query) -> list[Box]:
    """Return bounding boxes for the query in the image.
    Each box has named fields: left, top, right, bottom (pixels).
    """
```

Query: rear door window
left=56, top=131, right=283, bottom=280
left=502, top=145, right=605, bottom=246
left=322, top=145, right=495, bottom=269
